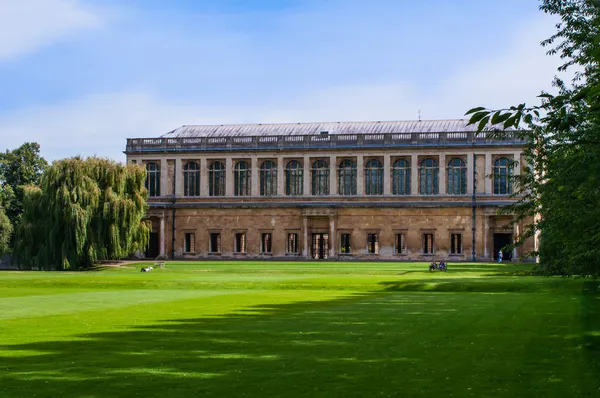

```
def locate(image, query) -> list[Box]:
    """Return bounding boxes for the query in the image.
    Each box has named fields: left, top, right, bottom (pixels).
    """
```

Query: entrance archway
left=493, top=233, right=512, bottom=261
left=312, top=233, right=329, bottom=259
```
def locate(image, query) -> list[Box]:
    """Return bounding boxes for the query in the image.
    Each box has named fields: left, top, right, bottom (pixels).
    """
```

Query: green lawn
left=0, top=262, right=598, bottom=397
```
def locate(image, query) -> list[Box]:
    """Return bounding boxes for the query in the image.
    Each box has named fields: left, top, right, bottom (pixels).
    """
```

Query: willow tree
left=0, top=205, right=11, bottom=257
left=13, top=157, right=150, bottom=269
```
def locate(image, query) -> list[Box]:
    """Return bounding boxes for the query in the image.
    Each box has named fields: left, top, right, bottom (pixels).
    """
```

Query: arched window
left=365, top=159, right=383, bottom=195
left=260, top=160, right=277, bottom=196
left=419, top=158, right=438, bottom=195
left=392, top=159, right=411, bottom=195
left=209, top=161, right=225, bottom=196
left=234, top=161, right=251, bottom=196
left=285, top=160, right=303, bottom=196
left=145, top=162, right=160, bottom=197
left=447, top=158, right=466, bottom=195
left=338, top=159, right=356, bottom=195
left=494, top=157, right=513, bottom=194
left=311, top=160, right=329, bottom=195
left=183, top=162, right=200, bottom=196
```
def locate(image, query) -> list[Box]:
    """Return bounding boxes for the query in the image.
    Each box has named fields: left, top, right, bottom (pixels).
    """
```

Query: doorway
left=493, top=233, right=512, bottom=261
left=145, top=232, right=159, bottom=258
left=312, top=233, right=329, bottom=259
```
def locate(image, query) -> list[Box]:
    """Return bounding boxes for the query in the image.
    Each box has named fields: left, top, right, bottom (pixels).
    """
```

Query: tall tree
left=13, top=157, right=150, bottom=269
left=0, top=205, right=11, bottom=257
left=466, top=0, right=600, bottom=276
left=0, top=142, right=48, bottom=229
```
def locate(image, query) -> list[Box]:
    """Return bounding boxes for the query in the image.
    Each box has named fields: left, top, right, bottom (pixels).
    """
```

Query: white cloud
left=0, top=9, right=569, bottom=163
left=0, top=0, right=103, bottom=61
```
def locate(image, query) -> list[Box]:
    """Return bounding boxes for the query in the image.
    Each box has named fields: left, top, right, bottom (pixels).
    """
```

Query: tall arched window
left=285, top=160, right=303, bottom=196
left=311, top=160, right=329, bottom=195
left=183, top=161, right=200, bottom=196
left=338, top=159, right=356, bottom=195
left=365, top=159, right=383, bottom=195
left=146, top=162, right=160, bottom=197
left=392, top=158, right=411, bottom=195
left=447, top=158, right=466, bottom=195
left=419, top=158, right=438, bottom=195
left=234, top=161, right=251, bottom=196
left=209, top=161, right=225, bottom=196
left=494, top=157, right=513, bottom=194
left=260, top=160, right=277, bottom=196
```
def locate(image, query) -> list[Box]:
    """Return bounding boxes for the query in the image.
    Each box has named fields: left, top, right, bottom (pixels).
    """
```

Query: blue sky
left=0, top=0, right=564, bottom=162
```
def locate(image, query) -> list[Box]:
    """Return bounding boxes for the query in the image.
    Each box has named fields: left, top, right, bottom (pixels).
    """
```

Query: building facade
left=125, top=120, right=533, bottom=261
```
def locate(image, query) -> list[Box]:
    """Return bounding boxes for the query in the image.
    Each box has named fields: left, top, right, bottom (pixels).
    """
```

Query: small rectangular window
left=450, top=233, right=462, bottom=255
left=287, top=233, right=298, bottom=254
left=340, top=233, right=351, bottom=254
left=422, top=233, right=434, bottom=254
left=209, top=233, right=221, bottom=253
left=394, top=233, right=406, bottom=254
left=261, top=233, right=272, bottom=254
left=184, top=232, right=195, bottom=253
left=367, top=233, right=379, bottom=254
left=234, top=232, right=246, bottom=253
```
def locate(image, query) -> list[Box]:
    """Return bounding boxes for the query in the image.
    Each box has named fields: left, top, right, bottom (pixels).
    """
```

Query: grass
left=0, top=261, right=598, bottom=397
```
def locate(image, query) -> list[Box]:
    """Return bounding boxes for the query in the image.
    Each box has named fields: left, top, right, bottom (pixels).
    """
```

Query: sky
left=0, top=0, right=566, bottom=162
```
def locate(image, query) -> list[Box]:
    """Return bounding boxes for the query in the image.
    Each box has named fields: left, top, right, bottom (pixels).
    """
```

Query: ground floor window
left=340, top=233, right=351, bottom=254
left=422, top=233, right=434, bottom=254
left=287, top=233, right=298, bottom=254
left=184, top=232, right=195, bottom=253
left=261, top=232, right=272, bottom=254
left=234, top=232, right=246, bottom=253
left=450, top=233, right=462, bottom=255
left=394, top=233, right=406, bottom=254
left=367, top=233, right=379, bottom=254
left=209, top=232, right=221, bottom=254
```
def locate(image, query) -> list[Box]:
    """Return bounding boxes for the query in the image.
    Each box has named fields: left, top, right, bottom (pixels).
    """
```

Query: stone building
left=125, top=119, right=532, bottom=261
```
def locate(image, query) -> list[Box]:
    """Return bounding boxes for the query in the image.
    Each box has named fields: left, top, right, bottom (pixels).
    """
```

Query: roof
left=161, top=119, right=482, bottom=138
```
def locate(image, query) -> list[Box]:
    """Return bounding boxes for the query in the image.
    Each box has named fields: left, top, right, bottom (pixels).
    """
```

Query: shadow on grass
left=1, top=287, right=598, bottom=397
left=379, top=276, right=586, bottom=294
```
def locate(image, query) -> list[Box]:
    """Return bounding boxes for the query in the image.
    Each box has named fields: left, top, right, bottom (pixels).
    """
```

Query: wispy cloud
left=0, top=1, right=565, bottom=162
left=0, top=0, right=105, bottom=61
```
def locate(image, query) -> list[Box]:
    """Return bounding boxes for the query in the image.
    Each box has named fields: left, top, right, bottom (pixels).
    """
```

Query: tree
left=0, top=142, right=48, bottom=231
left=12, top=157, right=150, bottom=269
left=466, top=0, right=600, bottom=276
left=0, top=205, right=11, bottom=257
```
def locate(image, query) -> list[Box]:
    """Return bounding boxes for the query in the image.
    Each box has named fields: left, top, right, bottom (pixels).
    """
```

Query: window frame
left=208, top=231, right=222, bottom=255
left=450, top=232, right=463, bottom=255
left=285, top=160, right=304, bottom=196
left=286, top=231, right=300, bottom=255
left=233, top=231, right=247, bottom=254
left=339, top=232, right=352, bottom=255
left=365, top=158, right=383, bottom=195
left=183, top=161, right=200, bottom=197
left=493, top=157, right=513, bottom=195
left=337, top=159, right=357, bottom=196
left=183, top=231, right=196, bottom=254
left=209, top=161, right=226, bottom=197
left=394, top=231, right=407, bottom=255
left=392, top=158, right=411, bottom=195
left=422, top=232, right=435, bottom=255
left=234, top=160, right=251, bottom=197
left=259, top=160, right=278, bottom=196
left=145, top=162, right=161, bottom=197
left=260, top=231, right=273, bottom=254
left=419, top=158, right=439, bottom=195
left=366, top=232, right=380, bottom=255
left=311, top=159, right=330, bottom=196
left=447, top=157, right=467, bottom=195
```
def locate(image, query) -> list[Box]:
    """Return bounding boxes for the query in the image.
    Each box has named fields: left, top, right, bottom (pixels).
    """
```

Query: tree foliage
left=13, top=157, right=150, bottom=269
left=0, top=205, right=11, bottom=257
left=466, top=0, right=600, bottom=276
left=0, top=142, right=48, bottom=232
